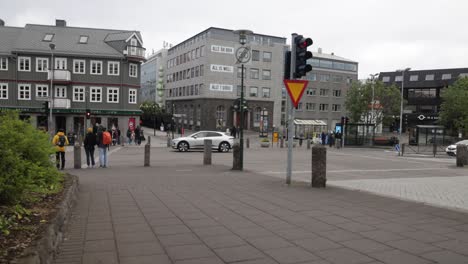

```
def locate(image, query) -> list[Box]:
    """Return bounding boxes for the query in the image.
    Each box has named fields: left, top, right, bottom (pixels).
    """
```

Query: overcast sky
left=3, top=0, right=467, bottom=79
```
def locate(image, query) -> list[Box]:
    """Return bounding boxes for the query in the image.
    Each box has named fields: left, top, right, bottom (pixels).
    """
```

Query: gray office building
left=140, top=48, right=167, bottom=105
left=288, top=48, right=358, bottom=136
left=0, top=19, right=145, bottom=135
left=165, top=27, right=287, bottom=131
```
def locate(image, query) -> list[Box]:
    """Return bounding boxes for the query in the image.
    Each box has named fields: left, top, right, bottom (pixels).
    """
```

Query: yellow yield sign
left=283, top=80, right=309, bottom=108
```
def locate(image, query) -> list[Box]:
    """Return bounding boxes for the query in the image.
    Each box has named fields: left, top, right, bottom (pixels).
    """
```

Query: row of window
left=168, top=32, right=209, bottom=56
left=407, top=88, right=437, bottom=99
left=43, top=33, right=89, bottom=44
left=0, top=57, right=138, bottom=77
left=306, top=73, right=352, bottom=83
left=296, top=102, right=342, bottom=112
left=168, top=84, right=204, bottom=97
left=167, top=65, right=204, bottom=83
left=0, top=83, right=137, bottom=104
left=237, top=67, right=271, bottom=80
left=383, top=73, right=468, bottom=82
left=309, top=58, right=358, bottom=72
left=305, top=88, right=342, bottom=97
left=167, top=46, right=205, bottom=69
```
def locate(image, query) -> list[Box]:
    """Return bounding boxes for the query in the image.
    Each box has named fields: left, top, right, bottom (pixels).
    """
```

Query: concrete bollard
left=167, top=137, right=171, bottom=147
left=74, top=143, right=81, bottom=169
left=280, top=138, right=284, bottom=148
left=144, top=136, right=151, bottom=167
left=456, top=144, right=468, bottom=167
left=120, top=135, right=125, bottom=146
left=433, top=143, right=437, bottom=157
left=232, top=143, right=241, bottom=170
left=299, top=138, right=303, bottom=147
left=401, top=143, right=405, bottom=156
left=203, top=139, right=212, bottom=165
left=307, top=139, right=311, bottom=149
left=311, top=145, right=327, bottom=188
left=246, top=138, right=250, bottom=148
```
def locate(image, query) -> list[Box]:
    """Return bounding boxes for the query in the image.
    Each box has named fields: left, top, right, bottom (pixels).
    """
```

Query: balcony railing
left=124, top=45, right=146, bottom=59
left=47, top=69, right=71, bottom=82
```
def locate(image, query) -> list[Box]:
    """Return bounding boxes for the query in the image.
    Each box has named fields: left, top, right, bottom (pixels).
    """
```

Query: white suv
left=171, top=131, right=234, bottom=152
left=445, top=140, right=468, bottom=156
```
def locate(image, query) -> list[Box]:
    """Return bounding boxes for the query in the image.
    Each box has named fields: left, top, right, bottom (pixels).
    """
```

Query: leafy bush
left=0, top=111, right=63, bottom=205
left=260, top=138, right=270, bottom=143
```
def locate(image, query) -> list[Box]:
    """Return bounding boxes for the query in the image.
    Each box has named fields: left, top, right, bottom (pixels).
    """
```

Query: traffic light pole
left=239, top=63, right=245, bottom=170
left=286, top=33, right=297, bottom=185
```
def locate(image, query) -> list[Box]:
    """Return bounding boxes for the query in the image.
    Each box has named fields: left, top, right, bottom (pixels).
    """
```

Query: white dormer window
left=43, top=34, right=54, bottom=42
left=79, top=35, right=88, bottom=44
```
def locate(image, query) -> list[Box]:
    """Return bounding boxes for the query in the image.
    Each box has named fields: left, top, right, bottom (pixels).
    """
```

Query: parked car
left=171, top=131, right=234, bottom=152
left=445, top=140, right=468, bottom=156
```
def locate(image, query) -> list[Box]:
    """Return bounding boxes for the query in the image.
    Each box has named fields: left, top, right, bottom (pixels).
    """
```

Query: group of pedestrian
left=126, top=125, right=144, bottom=145
left=53, top=124, right=114, bottom=170
left=320, top=131, right=342, bottom=148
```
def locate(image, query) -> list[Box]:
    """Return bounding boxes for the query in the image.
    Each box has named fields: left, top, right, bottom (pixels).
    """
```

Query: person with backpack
left=84, top=127, right=97, bottom=168
left=97, top=126, right=112, bottom=168
left=52, top=128, right=69, bottom=170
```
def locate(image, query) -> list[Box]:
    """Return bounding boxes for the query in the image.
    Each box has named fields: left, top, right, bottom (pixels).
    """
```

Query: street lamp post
left=233, top=29, right=253, bottom=171
left=369, top=73, right=379, bottom=140
left=171, top=103, right=175, bottom=139
left=49, top=43, right=55, bottom=138
left=397, top=67, right=411, bottom=155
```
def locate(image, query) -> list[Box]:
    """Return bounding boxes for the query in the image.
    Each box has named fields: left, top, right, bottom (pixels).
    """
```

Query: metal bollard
left=299, top=138, right=303, bottom=147
left=456, top=144, right=468, bottom=167
left=232, top=143, right=241, bottom=170
left=246, top=138, right=250, bottom=148
left=203, top=139, right=212, bottom=165
left=280, top=138, right=284, bottom=148
left=311, top=145, right=327, bottom=188
left=167, top=137, right=171, bottom=147
left=307, top=139, right=311, bottom=149
left=401, top=143, right=405, bottom=156
left=144, top=136, right=151, bottom=167
left=120, top=135, right=125, bottom=146
left=433, top=143, right=437, bottom=157
left=74, top=143, right=81, bottom=169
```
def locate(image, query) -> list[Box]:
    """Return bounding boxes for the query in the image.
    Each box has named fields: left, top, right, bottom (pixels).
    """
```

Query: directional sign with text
left=283, top=80, right=309, bottom=108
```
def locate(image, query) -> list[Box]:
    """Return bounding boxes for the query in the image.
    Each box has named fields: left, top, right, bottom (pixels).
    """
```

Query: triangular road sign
left=283, top=79, right=309, bottom=108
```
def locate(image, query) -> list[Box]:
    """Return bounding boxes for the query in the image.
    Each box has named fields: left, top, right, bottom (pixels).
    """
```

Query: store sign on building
left=211, top=45, right=234, bottom=54
left=210, top=83, right=233, bottom=92
left=210, top=64, right=233, bottom=73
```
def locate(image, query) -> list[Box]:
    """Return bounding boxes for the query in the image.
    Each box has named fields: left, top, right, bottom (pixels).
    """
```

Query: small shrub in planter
left=260, top=138, right=270, bottom=148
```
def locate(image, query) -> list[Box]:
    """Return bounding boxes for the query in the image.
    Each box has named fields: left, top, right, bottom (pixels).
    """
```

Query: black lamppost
left=49, top=43, right=55, bottom=137
left=233, top=29, right=253, bottom=171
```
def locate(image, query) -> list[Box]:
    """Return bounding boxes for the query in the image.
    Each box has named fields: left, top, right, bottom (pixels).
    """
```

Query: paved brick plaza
left=54, top=141, right=468, bottom=264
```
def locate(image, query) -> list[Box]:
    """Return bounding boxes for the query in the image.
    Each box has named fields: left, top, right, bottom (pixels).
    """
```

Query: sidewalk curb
left=15, top=174, right=79, bottom=264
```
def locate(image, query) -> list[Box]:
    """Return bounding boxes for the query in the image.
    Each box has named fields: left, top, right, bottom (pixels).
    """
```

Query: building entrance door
left=55, top=116, right=66, bottom=133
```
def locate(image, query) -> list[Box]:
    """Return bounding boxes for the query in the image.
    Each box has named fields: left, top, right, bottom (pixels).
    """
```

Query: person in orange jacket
left=52, top=128, right=69, bottom=170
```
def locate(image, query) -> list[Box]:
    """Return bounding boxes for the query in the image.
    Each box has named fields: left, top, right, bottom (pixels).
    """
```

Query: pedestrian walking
left=84, top=127, right=96, bottom=168
left=135, top=126, right=141, bottom=145
left=127, top=128, right=132, bottom=145
left=52, top=128, right=69, bottom=170
left=328, top=132, right=335, bottom=147
left=97, top=126, right=111, bottom=168
left=231, top=126, right=237, bottom=138
left=321, top=132, right=326, bottom=145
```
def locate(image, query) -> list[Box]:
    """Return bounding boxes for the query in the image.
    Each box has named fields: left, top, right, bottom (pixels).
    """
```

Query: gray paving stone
left=293, top=236, right=342, bottom=252
left=201, top=234, right=246, bottom=249
left=234, top=226, right=275, bottom=239
left=316, top=247, right=374, bottom=264
left=184, top=218, right=219, bottom=228
left=340, top=238, right=392, bottom=254
left=118, top=241, right=165, bottom=257
left=113, top=223, right=152, bottom=234
left=359, top=230, right=405, bottom=243
left=159, top=233, right=202, bottom=247
left=247, top=236, right=294, bottom=250
left=192, top=226, right=233, bottom=238
left=174, top=256, right=225, bottom=264
left=444, top=231, right=468, bottom=243
left=83, top=239, right=116, bottom=252
left=115, top=231, right=157, bottom=243
left=422, top=250, right=468, bottom=263
left=215, top=245, right=265, bottom=263
left=432, top=239, right=468, bottom=257
left=148, top=217, right=184, bottom=227
left=368, top=249, right=432, bottom=264
left=400, top=230, right=452, bottom=243
left=119, top=254, right=171, bottom=264
left=166, top=244, right=215, bottom=261
left=264, top=246, right=320, bottom=264
left=313, top=214, right=353, bottom=225
left=82, top=251, right=118, bottom=264
left=316, top=229, right=362, bottom=242
left=85, top=230, right=114, bottom=241
left=153, top=224, right=192, bottom=235
left=386, top=238, right=441, bottom=254
left=274, top=228, right=317, bottom=240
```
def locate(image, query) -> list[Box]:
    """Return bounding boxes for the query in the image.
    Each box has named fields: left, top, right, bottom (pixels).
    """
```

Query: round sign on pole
left=236, top=47, right=251, bottom=63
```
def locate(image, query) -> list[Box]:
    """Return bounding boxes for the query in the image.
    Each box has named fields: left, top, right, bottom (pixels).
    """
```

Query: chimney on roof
left=0, top=19, right=5, bottom=26
left=318, top=48, right=322, bottom=54
left=331, top=52, right=334, bottom=56
left=55, top=19, right=66, bottom=27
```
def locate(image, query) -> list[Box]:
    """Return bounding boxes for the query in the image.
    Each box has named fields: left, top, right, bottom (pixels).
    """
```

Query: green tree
left=439, top=77, right=468, bottom=136
left=139, top=101, right=161, bottom=119
left=344, top=80, right=401, bottom=130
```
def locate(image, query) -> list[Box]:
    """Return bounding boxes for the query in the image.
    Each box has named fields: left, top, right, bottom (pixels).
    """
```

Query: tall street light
left=369, top=73, right=379, bottom=130
left=49, top=43, right=55, bottom=138
left=397, top=67, right=411, bottom=155
left=233, top=29, right=253, bottom=171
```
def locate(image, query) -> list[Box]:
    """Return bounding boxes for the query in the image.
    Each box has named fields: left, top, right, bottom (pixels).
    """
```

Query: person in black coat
left=84, top=127, right=97, bottom=168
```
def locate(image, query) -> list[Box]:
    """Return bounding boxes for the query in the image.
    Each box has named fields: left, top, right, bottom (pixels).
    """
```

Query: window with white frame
left=79, top=35, right=88, bottom=44
left=410, top=75, right=419, bottom=81
left=73, top=60, right=85, bottom=74
left=73, top=86, right=85, bottom=102
left=332, top=90, right=342, bottom=97
left=395, top=75, right=403, bottom=82
left=43, top=34, right=54, bottom=42
left=108, top=61, right=120, bottom=76
left=442, top=73, right=451, bottom=80
left=425, top=74, right=434, bottom=81
left=55, top=58, right=67, bottom=70
left=91, top=60, right=103, bottom=75
left=249, top=86, right=258, bottom=97
left=382, top=76, right=391, bottom=82
left=0, top=58, right=7, bottom=71
left=129, top=64, right=138, bottom=77
left=263, top=52, right=272, bottom=62
left=18, top=84, right=31, bottom=100
left=36, top=58, right=49, bottom=72
left=262, top=69, right=271, bottom=80
left=306, top=88, right=316, bottom=96
left=107, top=87, right=119, bottom=103
left=36, top=84, right=49, bottom=98
left=18, top=57, right=31, bottom=71
left=306, top=103, right=315, bottom=111
left=332, top=104, right=341, bottom=112
left=90, top=87, right=102, bottom=102
left=55, top=86, right=67, bottom=98
left=0, top=83, right=8, bottom=99
left=129, top=89, right=137, bottom=104
left=319, top=89, right=329, bottom=96
left=262, top=87, right=270, bottom=98
left=319, top=103, right=328, bottom=112
left=296, top=103, right=303, bottom=111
